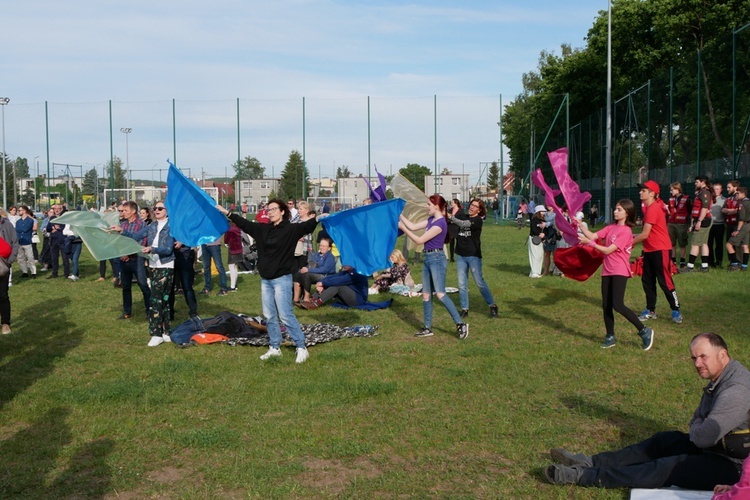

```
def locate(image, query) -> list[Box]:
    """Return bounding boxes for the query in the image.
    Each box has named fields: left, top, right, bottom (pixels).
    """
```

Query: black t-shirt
left=454, top=212, right=484, bottom=259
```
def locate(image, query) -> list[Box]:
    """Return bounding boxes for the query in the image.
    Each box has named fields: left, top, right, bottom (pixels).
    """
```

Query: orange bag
left=190, top=333, right=229, bottom=344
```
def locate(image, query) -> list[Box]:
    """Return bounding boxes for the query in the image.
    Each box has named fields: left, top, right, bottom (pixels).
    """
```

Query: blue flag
left=322, top=198, right=405, bottom=276
left=165, top=161, right=229, bottom=246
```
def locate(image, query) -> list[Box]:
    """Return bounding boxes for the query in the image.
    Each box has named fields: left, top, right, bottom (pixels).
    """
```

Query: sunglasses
left=154, top=207, right=166, bottom=211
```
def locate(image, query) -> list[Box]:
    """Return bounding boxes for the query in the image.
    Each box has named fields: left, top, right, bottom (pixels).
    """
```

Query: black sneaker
left=459, top=309, right=469, bottom=318
left=457, top=323, right=469, bottom=340
left=414, top=327, right=434, bottom=338
left=489, top=305, right=499, bottom=318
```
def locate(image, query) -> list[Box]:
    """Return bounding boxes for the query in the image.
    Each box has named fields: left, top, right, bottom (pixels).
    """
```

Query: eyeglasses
left=470, top=204, right=480, bottom=209
left=287, top=202, right=294, bottom=206
left=267, top=206, right=280, bottom=213
left=154, top=207, right=166, bottom=211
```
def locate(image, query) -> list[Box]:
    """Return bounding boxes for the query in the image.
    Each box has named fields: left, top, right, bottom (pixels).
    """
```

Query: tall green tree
left=82, top=167, right=98, bottom=195
left=233, top=156, right=265, bottom=181
left=487, top=162, right=500, bottom=191
left=278, top=150, right=310, bottom=201
left=102, top=156, right=128, bottom=193
left=399, top=163, right=431, bottom=192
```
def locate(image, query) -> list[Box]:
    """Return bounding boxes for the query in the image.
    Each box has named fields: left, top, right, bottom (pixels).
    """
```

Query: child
left=578, top=199, right=654, bottom=350
left=371, top=249, right=414, bottom=294
left=224, top=219, right=243, bottom=292
left=712, top=411, right=750, bottom=499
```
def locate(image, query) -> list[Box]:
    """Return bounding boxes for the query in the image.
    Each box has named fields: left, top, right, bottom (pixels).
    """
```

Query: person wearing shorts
left=684, top=176, right=712, bottom=272
left=727, top=187, right=750, bottom=271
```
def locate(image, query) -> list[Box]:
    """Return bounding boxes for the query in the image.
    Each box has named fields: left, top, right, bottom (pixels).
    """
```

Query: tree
left=82, top=167, right=98, bottom=195
left=278, top=150, right=310, bottom=201
left=440, top=167, right=452, bottom=175
left=233, top=156, right=265, bottom=181
left=487, top=162, right=500, bottom=191
left=399, top=163, right=431, bottom=192
left=105, top=156, right=128, bottom=189
left=336, top=165, right=352, bottom=178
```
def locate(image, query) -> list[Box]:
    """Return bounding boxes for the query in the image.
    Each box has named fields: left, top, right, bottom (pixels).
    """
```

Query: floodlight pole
left=1, top=97, right=9, bottom=210
left=605, top=0, right=613, bottom=224
left=120, top=128, right=132, bottom=190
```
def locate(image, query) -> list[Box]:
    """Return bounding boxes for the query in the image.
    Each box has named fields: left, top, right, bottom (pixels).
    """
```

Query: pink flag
left=532, top=147, right=592, bottom=247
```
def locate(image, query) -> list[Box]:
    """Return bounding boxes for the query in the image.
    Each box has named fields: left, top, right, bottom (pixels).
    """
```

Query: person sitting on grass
left=293, top=237, right=336, bottom=304
left=370, top=249, right=412, bottom=294
left=300, top=265, right=368, bottom=310
left=545, top=332, right=750, bottom=491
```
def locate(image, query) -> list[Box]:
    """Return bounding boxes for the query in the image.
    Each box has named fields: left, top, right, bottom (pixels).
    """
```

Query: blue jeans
left=201, top=244, right=227, bottom=291
left=69, top=242, right=83, bottom=276
left=494, top=209, right=500, bottom=224
left=120, top=256, right=151, bottom=316
left=421, top=251, right=462, bottom=327
left=456, top=255, right=496, bottom=310
left=261, top=274, right=306, bottom=349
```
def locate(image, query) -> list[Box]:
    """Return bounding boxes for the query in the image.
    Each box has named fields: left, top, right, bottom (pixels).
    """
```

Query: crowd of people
left=3, top=182, right=750, bottom=495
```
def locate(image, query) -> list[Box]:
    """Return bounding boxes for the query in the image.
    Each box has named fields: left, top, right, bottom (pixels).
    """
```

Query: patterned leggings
left=149, top=268, right=174, bottom=337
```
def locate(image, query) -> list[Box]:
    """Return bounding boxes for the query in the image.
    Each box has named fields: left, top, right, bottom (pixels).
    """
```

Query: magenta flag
left=531, top=147, right=592, bottom=247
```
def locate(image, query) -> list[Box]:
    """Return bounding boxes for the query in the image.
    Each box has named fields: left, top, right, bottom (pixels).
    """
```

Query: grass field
left=1, top=222, right=747, bottom=499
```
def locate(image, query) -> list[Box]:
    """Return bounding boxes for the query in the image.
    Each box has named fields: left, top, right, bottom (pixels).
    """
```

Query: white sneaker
left=260, top=347, right=282, bottom=360
left=162, top=334, right=172, bottom=343
left=147, top=336, right=164, bottom=347
left=295, top=347, right=309, bottom=364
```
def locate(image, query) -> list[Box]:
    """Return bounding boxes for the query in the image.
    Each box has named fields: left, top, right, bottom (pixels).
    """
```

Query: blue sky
left=2, top=0, right=606, bottom=183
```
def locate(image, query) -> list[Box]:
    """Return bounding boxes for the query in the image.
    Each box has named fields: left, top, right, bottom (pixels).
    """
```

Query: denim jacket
left=146, top=220, right=175, bottom=264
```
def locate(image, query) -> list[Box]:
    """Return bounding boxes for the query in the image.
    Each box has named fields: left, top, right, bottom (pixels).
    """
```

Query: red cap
left=637, top=180, right=660, bottom=196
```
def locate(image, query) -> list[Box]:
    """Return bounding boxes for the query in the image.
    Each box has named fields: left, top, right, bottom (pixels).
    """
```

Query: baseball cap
left=637, top=180, right=661, bottom=196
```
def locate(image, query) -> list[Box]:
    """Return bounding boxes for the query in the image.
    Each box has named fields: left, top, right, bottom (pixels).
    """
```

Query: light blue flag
left=51, top=210, right=144, bottom=260
left=165, top=161, right=229, bottom=246
left=321, top=198, right=406, bottom=276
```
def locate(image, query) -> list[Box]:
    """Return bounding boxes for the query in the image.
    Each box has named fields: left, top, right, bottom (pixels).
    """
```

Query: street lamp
left=1, top=97, right=9, bottom=210
left=120, top=127, right=132, bottom=190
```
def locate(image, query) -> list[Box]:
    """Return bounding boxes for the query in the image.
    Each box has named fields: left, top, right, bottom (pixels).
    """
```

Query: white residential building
left=424, top=174, right=471, bottom=203
left=234, top=178, right=280, bottom=211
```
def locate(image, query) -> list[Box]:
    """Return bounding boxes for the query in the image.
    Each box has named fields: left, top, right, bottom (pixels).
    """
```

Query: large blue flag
left=322, top=198, right=406, bottom=276
left=165, top=161, right=229, bottom=246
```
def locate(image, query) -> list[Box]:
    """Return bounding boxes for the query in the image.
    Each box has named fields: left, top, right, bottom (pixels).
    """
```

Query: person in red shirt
left=684, top=175, right=713, bottom=272
left=667, top=182, right=691, bottom=268
left=632, top=180, right=683, bottom=324
left=723, top=180, right=742, bottom=264
left=254, top=203, right=270, bottom=224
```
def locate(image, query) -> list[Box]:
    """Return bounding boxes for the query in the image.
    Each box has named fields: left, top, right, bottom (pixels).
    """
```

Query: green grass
left=1, top=224, right=747, bottom=498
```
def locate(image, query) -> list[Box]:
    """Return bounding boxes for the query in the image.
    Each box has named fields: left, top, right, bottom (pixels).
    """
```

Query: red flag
left=554, top=245, right=604, bottom=282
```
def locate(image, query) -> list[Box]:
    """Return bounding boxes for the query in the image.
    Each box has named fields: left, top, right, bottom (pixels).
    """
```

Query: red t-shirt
left=642, top=200, right=672, bottom=252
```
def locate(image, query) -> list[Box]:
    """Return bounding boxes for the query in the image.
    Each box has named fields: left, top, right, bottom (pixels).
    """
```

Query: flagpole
left=605, top=0, right=613, bottom=224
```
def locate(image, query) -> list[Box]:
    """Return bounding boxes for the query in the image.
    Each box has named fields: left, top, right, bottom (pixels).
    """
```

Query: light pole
left=1, top=97, right=9, bottom=210
left=120, top=127, right=131, bottom=190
